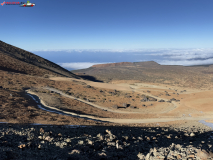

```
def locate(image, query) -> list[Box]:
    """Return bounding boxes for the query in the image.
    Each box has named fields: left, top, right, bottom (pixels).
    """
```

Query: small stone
left=190, top=132, right=195, bottom=137
left=65, top=138, right=71, bottom=143
left=137, top=153, right=144, bottom=159
left=167, top=135, right=171, bottom=139
left=40, top=128, right=44, bottom=133
left=145, top=153, right=150, bottom=160
left=98, top=152, right=107, bottom=157
left=188, top=154, right=195, bottom=158
left=177, top=154, right=182, bottom=159
left=18, top=143, right=26, bottom=149
left=78, top=140, right=84, bottom=145
left=38, top=144, right=41, bottom=149
left=87, top=140, right=93, bottom=145
left=69, top=149, right=81, bottom=154
left=146, top=137, right=150, bottom=141
left=106, top=129, right=112, bottom=135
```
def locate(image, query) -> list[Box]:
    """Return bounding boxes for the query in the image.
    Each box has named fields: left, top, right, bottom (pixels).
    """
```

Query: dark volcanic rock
left=170, top=98, right=176, bottom=101
left=0, top=124, right=212, bottom=160
left=130, top=106, right=138, bottom=109
left=158, top=99, right=165, bottom=102
left=148, top=97, right=157, bottom=101
left=86, top=85, right=91, bottom=88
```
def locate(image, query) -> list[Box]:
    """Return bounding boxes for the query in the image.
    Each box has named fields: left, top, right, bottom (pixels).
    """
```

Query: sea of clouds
left=31, top=48, right=213, bottom=70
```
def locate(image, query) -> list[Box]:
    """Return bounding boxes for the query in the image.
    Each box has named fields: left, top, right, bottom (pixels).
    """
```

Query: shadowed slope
left=0, top=40, right=79, bottom=78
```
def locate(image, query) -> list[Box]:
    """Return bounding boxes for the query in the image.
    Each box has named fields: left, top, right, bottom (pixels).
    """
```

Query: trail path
left=50, top=77, right=179, bottom=114
left=26, top=86, right=213, bottom=124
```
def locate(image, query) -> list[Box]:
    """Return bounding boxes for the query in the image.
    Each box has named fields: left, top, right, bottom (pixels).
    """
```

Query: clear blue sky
left=1, top=0, right=213, bottom=50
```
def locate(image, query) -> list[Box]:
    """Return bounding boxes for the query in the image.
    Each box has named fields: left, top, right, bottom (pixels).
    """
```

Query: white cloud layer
left=32, top=48, right=213, bottom=67
left=158, top=59, right=213, bottom=66
left=57, top=62, right=113, bottom=70
left=29, top=48, right=181, bottom=53
left=146, top=48, right=213, bottom=60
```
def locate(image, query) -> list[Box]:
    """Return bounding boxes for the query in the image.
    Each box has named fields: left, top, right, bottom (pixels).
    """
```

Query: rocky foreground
left=0, top=124, right=213, bottom=160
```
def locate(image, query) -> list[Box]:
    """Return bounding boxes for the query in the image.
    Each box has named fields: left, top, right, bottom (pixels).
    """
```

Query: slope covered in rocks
left=0, top=40, right=79, bottom=78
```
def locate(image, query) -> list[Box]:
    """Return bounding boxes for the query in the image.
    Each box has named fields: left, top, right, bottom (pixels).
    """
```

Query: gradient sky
left=1, top=0, right=213, bottom=50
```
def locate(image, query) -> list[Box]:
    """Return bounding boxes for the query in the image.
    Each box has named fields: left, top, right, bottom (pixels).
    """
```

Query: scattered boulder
left=158, top=99, right=165, bottom=102
left=141, top=97, right=148, bottom=102
left=141, top=94, right=146, bottom=98
left=112, top=105, right=118, bottom=109
left=170, top=98, right=176, bottom=101
left=142, top=104, right=146, bottom=107
left=130, top=106, right=138, bottom=109
left=166, top=94, right=170, bottom=96
left=148, top=97, right=157, bottom=101
left=190, top=132, right=195, bottom=137
left=122, top=103, right=128, bottom=108
left=86, top=85, right=91, bottom=88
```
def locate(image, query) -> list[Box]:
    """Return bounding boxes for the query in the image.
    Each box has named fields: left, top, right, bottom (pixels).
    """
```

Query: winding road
left=25, top=87, right=213, bottom=124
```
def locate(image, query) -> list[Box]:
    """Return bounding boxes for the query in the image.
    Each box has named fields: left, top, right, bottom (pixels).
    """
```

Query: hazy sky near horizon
left=2, top=0, right=213, bottom=50
left=2, top=0, right=213, bottom=69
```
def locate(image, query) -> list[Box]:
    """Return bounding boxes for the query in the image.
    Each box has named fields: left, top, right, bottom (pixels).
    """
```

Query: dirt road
left=26, top=87, right=213, bottom=124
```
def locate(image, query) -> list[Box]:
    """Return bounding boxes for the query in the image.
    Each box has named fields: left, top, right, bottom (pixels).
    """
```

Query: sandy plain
left=0, top=67, right=213, bottom=129
left=49, top=76, right=213, bottom=127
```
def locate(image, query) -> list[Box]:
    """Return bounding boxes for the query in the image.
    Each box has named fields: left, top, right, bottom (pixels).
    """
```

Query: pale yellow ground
left=49, top=77, right=213, bottom=125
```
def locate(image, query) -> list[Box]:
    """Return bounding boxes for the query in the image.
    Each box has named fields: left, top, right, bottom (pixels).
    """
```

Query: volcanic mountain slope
left=0, top=40, right=79, bottom=78
left=73, top=61, right=213, bottom=89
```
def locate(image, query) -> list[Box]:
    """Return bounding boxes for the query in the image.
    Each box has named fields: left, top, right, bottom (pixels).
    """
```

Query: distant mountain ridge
left=0, top=40, right=79, bottom=78
left=91, top=62, right=133, bottom=68
left=91, top=61, right=159, bottom=68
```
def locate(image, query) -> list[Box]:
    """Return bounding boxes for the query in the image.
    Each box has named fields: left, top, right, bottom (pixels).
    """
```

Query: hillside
left=0, top=40, right=79, bottom=78
left=72, top=61, right=213, bottom=89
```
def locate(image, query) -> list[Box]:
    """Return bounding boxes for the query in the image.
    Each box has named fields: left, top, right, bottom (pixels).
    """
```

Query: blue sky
left=1, top=0, right=213, bottom=69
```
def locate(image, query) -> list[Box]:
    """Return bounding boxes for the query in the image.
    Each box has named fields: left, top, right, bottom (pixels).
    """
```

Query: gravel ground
left=0, top=123, right=213, bottom=160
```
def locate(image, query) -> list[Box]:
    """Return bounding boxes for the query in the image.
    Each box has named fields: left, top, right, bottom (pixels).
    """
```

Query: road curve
left=25, top=88, right=213, bottom=124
